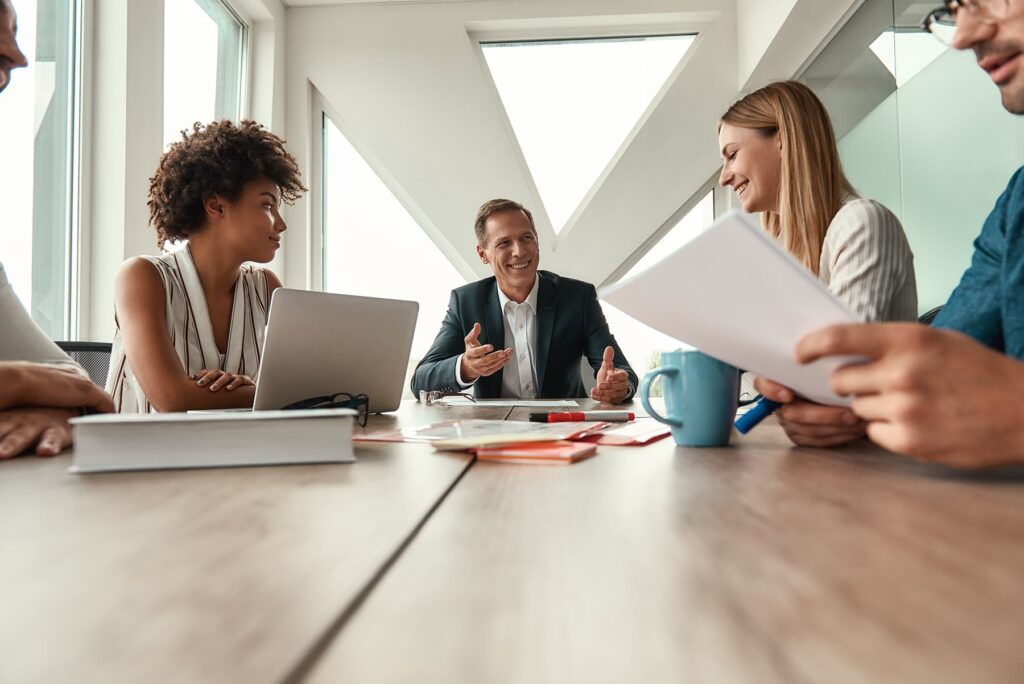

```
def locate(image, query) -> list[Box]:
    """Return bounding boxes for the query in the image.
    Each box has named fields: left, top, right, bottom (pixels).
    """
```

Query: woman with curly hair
left=106, top=120, right=306, bottom=413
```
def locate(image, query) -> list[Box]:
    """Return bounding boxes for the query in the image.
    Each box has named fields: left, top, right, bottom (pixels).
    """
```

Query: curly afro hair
left=148, top=120, right=307, bottom=247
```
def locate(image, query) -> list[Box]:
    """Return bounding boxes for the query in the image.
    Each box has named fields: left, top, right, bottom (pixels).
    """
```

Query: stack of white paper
left=600, top=211, right=862, bottom=406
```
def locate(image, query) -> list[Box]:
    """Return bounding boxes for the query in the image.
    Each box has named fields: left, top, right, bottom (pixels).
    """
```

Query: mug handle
left=640, top=368, right=683, bottom=428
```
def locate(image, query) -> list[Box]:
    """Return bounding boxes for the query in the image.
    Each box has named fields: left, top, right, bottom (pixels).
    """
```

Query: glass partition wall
left=801, top=0, right=1024, bottom=313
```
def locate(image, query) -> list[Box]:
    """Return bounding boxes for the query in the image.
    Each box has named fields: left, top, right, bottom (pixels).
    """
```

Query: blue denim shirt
left=933, top=166, right=1024, bottom=358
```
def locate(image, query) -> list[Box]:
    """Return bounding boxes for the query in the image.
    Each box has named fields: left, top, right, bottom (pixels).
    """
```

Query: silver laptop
left=253, top=288, right=418, bottom=413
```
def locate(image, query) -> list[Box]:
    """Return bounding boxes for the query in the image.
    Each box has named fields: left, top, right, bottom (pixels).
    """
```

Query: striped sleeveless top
left=106, top=245, right=271, bottom=413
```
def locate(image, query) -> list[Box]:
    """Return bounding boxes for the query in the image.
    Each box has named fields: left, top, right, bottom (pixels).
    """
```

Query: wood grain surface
left=8, top=399, right=1024, bottom=684
left=0, top=402, right=498, bottom=684
left=303, top=411, right=1024, bottom=684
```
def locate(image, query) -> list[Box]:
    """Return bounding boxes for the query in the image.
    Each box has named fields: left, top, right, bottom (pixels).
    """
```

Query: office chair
left=918, top=306, right=943, bottom=326
left=56, top=341, right=113, bottom=388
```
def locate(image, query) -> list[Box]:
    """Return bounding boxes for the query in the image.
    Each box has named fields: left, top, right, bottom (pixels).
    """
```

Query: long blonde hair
left=719, top=80, right=855, bottom=275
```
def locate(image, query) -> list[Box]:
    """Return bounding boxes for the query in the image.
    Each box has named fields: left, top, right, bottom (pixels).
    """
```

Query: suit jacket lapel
left=535, top=273, right=556, bottom=392
left=480, top=280, right=505, bottom=398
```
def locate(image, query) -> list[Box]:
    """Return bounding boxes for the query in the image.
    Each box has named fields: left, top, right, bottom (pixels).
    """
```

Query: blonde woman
left=718, top=80, right=917, bottom=323
left=718, top=80, right=917, bottom=447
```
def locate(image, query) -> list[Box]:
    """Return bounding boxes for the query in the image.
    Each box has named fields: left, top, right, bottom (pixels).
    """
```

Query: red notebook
left=476, top=440, right=597, bottom=465
left=579, top=419, right=671, bottom=446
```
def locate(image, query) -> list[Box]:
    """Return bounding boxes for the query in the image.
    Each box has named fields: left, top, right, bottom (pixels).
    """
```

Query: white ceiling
left=283, top=0, right=486, bottom=6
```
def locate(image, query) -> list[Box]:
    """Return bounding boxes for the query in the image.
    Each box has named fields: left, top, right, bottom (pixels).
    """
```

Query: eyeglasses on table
left=418, top=389, right=476, bottom=407
left=282, top=392, right=369, bottom=427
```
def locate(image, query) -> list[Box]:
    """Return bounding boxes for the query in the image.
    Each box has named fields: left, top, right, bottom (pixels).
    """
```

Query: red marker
left=529, top=411, right=635, bottom=423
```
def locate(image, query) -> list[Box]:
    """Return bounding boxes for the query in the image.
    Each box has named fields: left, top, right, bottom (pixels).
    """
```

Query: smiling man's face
left=0, top=0, right=29, bottom=96
left=477, top=209, right=540, bottom=299
left=953, top=0, right=1024, bottom=113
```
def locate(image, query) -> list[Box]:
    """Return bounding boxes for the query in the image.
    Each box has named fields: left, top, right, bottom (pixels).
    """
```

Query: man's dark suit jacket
left=411, top=270, right=638, bottom=400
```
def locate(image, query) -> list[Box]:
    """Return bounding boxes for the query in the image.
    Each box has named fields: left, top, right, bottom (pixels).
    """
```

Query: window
left=868, top=30, right=946, bottom=88
left=602, top=190, right=715, bottom=375
left=163, top=0, right=245, bottom=148
left=0, top=0, right=82, bottom=338
left=322, top=114, right=466, bottom=387
left=480, top=35, right=694, bottom=235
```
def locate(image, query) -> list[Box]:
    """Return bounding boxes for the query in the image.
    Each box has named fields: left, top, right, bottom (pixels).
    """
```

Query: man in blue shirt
left=757, top=0, right=1024, bottom=468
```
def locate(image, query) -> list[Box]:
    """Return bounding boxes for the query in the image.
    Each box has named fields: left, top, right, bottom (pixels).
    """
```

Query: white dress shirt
left=457, top=275, right=540, bottom=398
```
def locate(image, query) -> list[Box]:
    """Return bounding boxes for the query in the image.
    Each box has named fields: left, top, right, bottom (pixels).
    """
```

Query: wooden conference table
left=3, top=399, right=1024, bottom=684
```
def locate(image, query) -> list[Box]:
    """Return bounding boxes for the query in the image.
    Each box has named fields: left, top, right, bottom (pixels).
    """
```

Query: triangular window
left=481, top=35, right=694, bottom=235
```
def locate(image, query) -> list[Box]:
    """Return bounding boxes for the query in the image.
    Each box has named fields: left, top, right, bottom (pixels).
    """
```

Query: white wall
left=282, top=0, right=867, bottom=294
left=284, top=0, right=737, bottom=293
left=739, top=0, right=863, bottom=90
left=84, top=0, right=164, bottom=340
left=76, top=0, right=865, bottom=340
left=735, top=0, right=797, bottom=88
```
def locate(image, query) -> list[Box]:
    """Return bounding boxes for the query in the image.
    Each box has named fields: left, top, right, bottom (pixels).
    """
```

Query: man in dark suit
left=412, top=198, right=637, bottom=402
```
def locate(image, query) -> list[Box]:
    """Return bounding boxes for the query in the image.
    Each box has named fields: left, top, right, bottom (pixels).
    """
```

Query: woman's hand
left=193, top=369, right=255, bottom=392
left=753, top=375, right=866, bottom=448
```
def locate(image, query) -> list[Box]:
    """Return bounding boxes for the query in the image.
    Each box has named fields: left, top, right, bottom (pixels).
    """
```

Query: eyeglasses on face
left=281, top=392, right=369, bottom=426
left=922, top=0, right=1011, bottom=45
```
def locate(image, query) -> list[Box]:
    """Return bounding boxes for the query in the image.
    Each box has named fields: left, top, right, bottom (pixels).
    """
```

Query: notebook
left=600, top=210, right=863, bottom=406
left=476, top=440, right=597, bottom=465
left=580, top=418, right=672, bottom=446
left=69, top=409, right=356, bottom=473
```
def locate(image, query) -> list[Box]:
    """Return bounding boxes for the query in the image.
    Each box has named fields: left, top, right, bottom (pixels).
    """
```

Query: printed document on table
left=438, top=398, right=578, bottom=407
left=356, top=419, right=605, bottom=445
left=600, top=210, right=862, bottom=406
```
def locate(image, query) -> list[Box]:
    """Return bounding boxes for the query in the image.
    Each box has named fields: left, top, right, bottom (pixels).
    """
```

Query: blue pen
left=734, top=397, right=782, bottom=435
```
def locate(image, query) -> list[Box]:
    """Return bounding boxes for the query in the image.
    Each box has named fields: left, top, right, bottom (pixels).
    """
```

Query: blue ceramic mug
left=639, top=350, right=740, bottom=447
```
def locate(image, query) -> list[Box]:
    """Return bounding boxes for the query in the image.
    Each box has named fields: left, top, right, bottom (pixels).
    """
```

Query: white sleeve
left=822, top=200, right=916, bottom=323
left=454, top=353, right=477, bottom=388
left=0, top=262, right=87, bottom=375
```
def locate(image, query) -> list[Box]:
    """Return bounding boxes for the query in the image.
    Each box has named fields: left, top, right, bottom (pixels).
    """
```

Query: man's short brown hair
left=474, top=198, right=536, bottom=245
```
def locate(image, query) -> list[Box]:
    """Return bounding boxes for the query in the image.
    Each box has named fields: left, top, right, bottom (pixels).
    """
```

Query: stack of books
left=69, top=409, right=356, bottom=472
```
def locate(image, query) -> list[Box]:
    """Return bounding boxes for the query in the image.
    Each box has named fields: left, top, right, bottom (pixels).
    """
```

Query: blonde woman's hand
left=753, top=375, right=866, bottom=448
left=193, top=369, right=255, bottom=392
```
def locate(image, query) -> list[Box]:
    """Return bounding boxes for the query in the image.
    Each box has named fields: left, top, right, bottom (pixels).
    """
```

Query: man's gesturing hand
left=590, top=346, right=630, bottom=404
left=459, top=323, right=512, bottom=382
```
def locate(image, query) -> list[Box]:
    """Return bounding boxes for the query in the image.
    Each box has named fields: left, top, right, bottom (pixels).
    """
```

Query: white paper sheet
left=600, top=211, right=862, bottom=406
left=438, top=398, right=579, bottom=407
